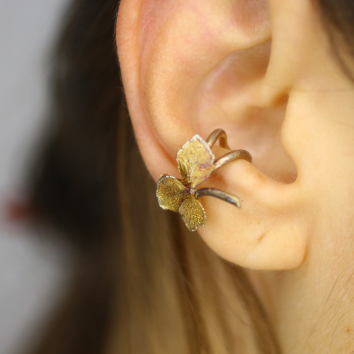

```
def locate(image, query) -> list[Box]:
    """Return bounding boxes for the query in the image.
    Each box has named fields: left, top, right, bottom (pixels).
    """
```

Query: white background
left=0, top=1, right=70, bottom=353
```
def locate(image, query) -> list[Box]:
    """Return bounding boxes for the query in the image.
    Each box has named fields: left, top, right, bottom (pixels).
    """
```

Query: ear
left=116, top=0, right=313, bottom=270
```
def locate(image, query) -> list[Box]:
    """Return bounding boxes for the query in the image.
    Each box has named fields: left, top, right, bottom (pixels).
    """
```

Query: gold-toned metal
left=214, top=149, right=252, bottom=170
left=177, top=135, right=215, bottom=188
left=206, top=128, right=230, bottom=149
left=156, top=175, right=188, bottom=212
left=156, top=129, right=252, bottom=231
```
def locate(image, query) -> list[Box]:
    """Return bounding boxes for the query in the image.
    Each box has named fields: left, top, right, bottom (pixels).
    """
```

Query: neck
left=247, top=239, right=354, bottom=353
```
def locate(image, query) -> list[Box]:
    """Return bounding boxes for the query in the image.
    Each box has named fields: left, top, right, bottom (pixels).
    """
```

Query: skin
left=116, top=0, right=354, bottom=352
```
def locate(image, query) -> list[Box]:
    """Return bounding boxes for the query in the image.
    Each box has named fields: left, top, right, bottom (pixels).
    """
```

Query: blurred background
left=0, top=1, right=69, bottom=353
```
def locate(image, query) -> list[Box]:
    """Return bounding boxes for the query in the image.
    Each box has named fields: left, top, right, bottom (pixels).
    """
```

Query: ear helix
left=156, top=129, right=252, bottom=231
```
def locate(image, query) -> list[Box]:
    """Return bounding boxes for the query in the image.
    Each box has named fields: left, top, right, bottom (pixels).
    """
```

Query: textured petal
left=179, top=194, right=206, bottom=231
left=156, top=175, right=188, bottom=212
left=177, top=135, right=215, bottom=188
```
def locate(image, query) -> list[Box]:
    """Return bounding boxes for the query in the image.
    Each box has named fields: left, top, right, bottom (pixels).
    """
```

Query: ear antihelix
left=155, top=128, right=252, bottom=231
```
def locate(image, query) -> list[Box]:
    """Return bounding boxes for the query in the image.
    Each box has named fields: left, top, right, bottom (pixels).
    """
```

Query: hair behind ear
left=28, top=1, right=124, bottom=353
left=314, top=0, right=354, bottom=81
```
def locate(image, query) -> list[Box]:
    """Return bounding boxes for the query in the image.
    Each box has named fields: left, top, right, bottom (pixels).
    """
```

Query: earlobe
left=116, top=0, right=309, bottom=270
left=199, top=154, right=308, bottom=270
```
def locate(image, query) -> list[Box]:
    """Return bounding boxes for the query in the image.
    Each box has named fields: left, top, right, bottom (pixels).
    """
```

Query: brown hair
left=27, top=0, right=354, bottom=353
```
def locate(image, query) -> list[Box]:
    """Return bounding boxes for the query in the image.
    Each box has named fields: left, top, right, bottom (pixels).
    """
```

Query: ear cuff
left=156, top=129, right=252, bottom=231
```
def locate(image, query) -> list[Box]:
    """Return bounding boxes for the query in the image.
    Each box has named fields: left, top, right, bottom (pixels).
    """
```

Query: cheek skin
left=264, top=3, right=354, bottom=251
left=283, top=88, right=354, bottom=254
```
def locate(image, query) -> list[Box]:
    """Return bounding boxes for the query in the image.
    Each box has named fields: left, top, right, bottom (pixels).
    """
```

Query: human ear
left=116, top=0, right=317, bottom=270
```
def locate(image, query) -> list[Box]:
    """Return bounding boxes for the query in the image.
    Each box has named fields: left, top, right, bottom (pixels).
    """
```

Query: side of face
left=116, top=0, right=354, bottom=270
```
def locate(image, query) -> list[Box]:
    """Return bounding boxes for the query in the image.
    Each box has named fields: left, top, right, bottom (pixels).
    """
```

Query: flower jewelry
left=156, top=129, right=252, bottom=231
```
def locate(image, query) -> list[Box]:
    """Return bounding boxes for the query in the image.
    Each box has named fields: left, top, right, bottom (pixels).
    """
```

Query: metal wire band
left=196, top=188, right=241, bottom=208
left=196, top=129, right=253, bottom=208
left=206, top=128, right=230, bottom=149
left=214, top=149, right=252, bottom=171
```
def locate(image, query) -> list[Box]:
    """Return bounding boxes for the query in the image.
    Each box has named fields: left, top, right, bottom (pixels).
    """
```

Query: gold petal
left=156, top=175, right=188, bottom=212
left=179, top=194, right=206, bottom=231
left=176, top=135, right=215, bottom=188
